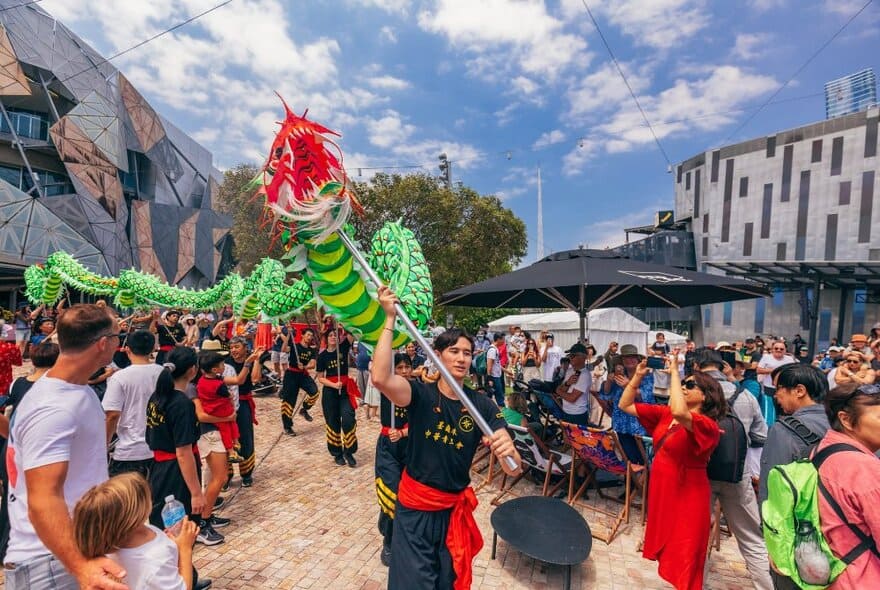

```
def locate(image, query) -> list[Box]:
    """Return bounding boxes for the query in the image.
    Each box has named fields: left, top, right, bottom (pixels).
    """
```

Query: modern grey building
left=0, top=1, right=234, bottom=308
left=673, top=106, right=880, bottom=347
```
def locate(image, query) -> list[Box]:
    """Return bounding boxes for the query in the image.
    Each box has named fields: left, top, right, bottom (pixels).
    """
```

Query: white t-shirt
left=223, top=363, right=240, bottom=410
left=112, top=525, right=186, bottom=590
left=487, top=345, right=502, bottom=378
left=103, top=363, right=165, bottom=461
left=6, top=376, right=108, bottom=562
left=561, top=366, right=591, bottom=415
left=543, top=345, right=563, bottom=381
left=827, top=367, right=838, bottom=391
left=757, top=354, right=797, bottom=388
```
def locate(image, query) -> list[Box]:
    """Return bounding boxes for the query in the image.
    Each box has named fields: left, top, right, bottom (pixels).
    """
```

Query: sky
left=39, top=0, right=880, bottom=261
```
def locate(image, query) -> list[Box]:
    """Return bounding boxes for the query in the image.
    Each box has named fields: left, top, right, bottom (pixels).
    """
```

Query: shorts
left=14, top=329, right=28, bottom=343
left=364, top=381, right=381, bottom=406
left=271, top=350, right=289, bottom=364
left=197, top=430, right=226, bottom=457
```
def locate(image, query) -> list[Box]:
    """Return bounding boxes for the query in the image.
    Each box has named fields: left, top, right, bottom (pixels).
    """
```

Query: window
left=22, top=168, right=74, bottom=197
left=839, top=181, right=851, bottom=205
left=703, top=306, right=712, bottom=328
left=866, top=116, right=878, bottom=158
left=743, top=222, right=754, bottom=256
left=776, top=242, right=787, bottom=261
left=754, top=298, right=766, bottom=334
left=685, top=171, right=691, bottom=190
left=0, top=164, right=22, bottom=189
left=739, top=176, right=748, bottom=197
left=710, top=150, right=720, bottom=182
left=859, top=170, right=875, bottom=243
left=766, top=136, right=776, bottom=158
left=780, top=145, right=793, bottom=201
left=723, top=301, right=733, bottom=326
left=0, top=108, right=50, bottom=141
left=811, top=139, right=822, bottom=163
left=761, top=183, right=773, bottom=238
left=830, top=136, right=843, bottom=176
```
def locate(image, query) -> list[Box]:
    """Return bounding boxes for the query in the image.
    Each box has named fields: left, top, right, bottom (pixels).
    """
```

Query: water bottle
left=794, top=520, right=831, bottom=585
left=161, top=495, right=186, bottom=536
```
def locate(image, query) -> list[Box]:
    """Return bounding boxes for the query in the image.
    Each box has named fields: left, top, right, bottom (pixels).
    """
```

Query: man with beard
left=280, top=327, right=319, bottom=435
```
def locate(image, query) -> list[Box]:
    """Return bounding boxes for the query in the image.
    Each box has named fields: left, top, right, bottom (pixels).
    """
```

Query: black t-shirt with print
left=380, top=393, right=409, bottom=429
left=157, top=323, right=185, bottom=347
left=146, top=389, right=200, bottom=454
left=316, top=339, right=351, bottom=377
left=289, top=343, right=318, bottom=370
left=405, top=380, right=507, bottom=493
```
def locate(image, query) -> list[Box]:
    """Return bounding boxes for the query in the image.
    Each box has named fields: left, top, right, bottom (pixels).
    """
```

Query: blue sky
left=42, top=0, right=879, bottom=260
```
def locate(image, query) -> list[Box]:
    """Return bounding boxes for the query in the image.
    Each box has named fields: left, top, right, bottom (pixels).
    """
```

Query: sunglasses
left=772, top=348, right=786, bottom=352
left=842, top=383, right=880, bottom=403
left=683, top=380, right=700, bottom=390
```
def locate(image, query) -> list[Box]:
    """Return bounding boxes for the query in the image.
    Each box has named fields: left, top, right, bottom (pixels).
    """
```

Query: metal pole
left=807, top=276, right=821, bottom=359
left=578, top=283, right=586, bottom=343
left=836, top=287, right=848, bottom=346
left=336, top=231, right=517, bottom=471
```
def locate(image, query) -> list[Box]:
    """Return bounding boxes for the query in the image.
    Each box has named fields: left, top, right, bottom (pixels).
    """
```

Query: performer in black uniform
left=279, top=328, right=319, bottom=435
left=371, top=286, right=522, bottom=590
left=156, top=310, right=185, bottom=365
left=316, top=328, right=357, bottom=467
left=375, top=353, right=412, bottom=567
left=225, top=337, right=264, bottom=487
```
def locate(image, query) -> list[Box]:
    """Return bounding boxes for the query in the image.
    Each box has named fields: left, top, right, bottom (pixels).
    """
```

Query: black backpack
left=707, top=387, right=748, bottom=483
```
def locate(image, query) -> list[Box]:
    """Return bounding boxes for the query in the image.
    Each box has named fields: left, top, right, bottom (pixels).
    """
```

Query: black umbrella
left=438, top=248, right=769, bottom=340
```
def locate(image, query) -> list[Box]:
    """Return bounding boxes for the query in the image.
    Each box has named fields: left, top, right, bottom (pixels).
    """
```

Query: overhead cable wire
left=723, top=0, right=874, bottom=142
left=57, top=0, right=236, bottom=85
left=579, top=0, right=671, bottom=166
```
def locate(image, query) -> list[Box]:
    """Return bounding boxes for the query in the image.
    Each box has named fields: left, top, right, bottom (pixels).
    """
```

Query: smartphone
left=721, top=350, right=736, bottom=367
left=646, top=356, right=665, bottom=370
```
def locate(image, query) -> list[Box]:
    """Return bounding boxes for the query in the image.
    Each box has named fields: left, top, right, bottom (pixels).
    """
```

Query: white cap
left=165, top=494, right=175, bottom=502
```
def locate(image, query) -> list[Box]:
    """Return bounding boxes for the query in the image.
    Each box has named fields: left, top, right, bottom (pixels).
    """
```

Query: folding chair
left=491, top=424, right=571, bottom=505
left=470, top=442, right=499, bottom=491
left=560, top=421, right=647, bottom=544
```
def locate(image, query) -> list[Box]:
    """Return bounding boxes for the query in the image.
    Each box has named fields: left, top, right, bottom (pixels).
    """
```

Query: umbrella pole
left=336, top=231, right=517, bottom=471
left=579, top=283, right=586, bottom=343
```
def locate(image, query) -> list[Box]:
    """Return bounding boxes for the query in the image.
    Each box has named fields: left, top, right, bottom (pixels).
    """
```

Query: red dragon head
left=261, top=95, right=362, bottom=242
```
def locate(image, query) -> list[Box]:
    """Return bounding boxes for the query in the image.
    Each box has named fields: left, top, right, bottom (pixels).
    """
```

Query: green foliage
left=350, top=173, right=527, bottom=327
left=215, top=164, right=285, bottom=274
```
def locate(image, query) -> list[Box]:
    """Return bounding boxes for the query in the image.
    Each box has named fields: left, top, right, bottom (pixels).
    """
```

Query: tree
left=350, top=173, right=527, bottom=326
left=215, top=164, right=285, bottom=274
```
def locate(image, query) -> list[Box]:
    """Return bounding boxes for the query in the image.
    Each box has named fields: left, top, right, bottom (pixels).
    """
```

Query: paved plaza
left=5, top=364, right=752, bottom=589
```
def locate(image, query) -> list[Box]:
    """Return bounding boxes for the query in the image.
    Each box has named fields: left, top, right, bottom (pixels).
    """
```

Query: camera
left=646, top=356, right=666, bottom=370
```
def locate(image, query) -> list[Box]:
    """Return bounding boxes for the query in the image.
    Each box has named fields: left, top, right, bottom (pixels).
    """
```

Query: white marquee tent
left=488, top=309, right=650, bottom=355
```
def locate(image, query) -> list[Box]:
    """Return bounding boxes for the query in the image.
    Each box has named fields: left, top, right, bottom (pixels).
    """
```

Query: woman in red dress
left=618, top=353, right=725, bottom=590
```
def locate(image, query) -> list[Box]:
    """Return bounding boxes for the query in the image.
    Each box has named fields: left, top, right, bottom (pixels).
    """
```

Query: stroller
left=252, top=350, right=281, bottom=397
left=512, top=378, right=565, bottom=448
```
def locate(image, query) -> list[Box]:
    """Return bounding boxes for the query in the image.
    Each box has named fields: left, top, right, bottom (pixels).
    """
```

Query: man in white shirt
left=553, top=342, right=592, bottom=425
left=541, top=334, right=563, bottom=381
left=486, top=332, right=506, bottom=407
left=5, top=304, right=126, bottom=590
left=757, top=340, right=797, bottom=399
left=104, top=329, right=166, bottom=477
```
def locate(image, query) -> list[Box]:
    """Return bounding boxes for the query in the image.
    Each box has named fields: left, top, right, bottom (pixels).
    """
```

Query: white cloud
left=357, top=0, right=409, bottom=14
left=362, top=110, right=482, bottom=171
left=747, top=0, right=786, bottom=12
left=822, top=0, right=866, bottom=16
left=367, top=75, right=412, bottom=91
left=590, top=0, right=710, bottom=50
left=494, top=102, right=519, bottom=126
left=578, top=203, right=670, bottom=249
left=495, top=186, right=528, bottom=201
left=379, top=25, right=398, bottom=43
left=561, top=139, right=598, bottom=176
left=511, top=76, right=539, bottom=95
left=566, top=61, right=652, bottom=122
left=532, top=129, right=566, bottom=149
left=418, top=0, right=589, bottom=81
left=732, top=33, right=770, bottom=60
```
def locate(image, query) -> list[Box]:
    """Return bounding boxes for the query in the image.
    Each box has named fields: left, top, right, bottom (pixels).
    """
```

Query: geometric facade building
left=0, top=1, right=233, bottom=304
left=673, top=105, right=880, bottom=348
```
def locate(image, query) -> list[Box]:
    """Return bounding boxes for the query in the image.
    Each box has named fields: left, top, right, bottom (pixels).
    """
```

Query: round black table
left=490, top=496, right=592, bottom=590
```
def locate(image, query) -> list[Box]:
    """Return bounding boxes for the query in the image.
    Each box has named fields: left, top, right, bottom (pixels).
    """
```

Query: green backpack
left=762, top=442, right=879, bottom=589
left=472, top=349, right=488, bottom=375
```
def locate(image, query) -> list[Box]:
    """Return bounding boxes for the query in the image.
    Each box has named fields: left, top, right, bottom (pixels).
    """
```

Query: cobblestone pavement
left=6, top=363, right=753, bottom=589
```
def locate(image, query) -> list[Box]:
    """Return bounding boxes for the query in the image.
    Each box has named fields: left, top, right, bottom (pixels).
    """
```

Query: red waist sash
left=153, top=444, right=199, bottom=462
left=325, top=374, right=360, bottom=410
left=397, top=468, right=482, bottom=590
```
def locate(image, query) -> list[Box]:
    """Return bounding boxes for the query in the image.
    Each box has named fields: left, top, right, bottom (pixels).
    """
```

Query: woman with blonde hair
left=74, top=472, right=199, bottom=589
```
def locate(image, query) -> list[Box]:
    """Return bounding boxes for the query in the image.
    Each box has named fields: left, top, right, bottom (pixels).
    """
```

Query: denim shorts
left=4, top=554, right=78, bottom=590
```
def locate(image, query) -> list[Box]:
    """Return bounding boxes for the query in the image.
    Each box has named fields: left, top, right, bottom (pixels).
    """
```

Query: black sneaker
left=284, top=427, right=297, bottom=436
left=214, top=496, right=225, bottom=510
left=242, top=475, right=253, bottom=488
left=194, top=578, right=213, bottom=590
left=196, top=522, right=224, bottom=546
left=344, top=454, right=357, bottom=468
left=380, top=545, right=392, bottom=567
left=221, top=478, right=231, bottom=492
left=334, top=455, right=346, bottom=466
left=207, top=514, right=231, bottom=528
left=299, top=407, right=314, bottom=422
